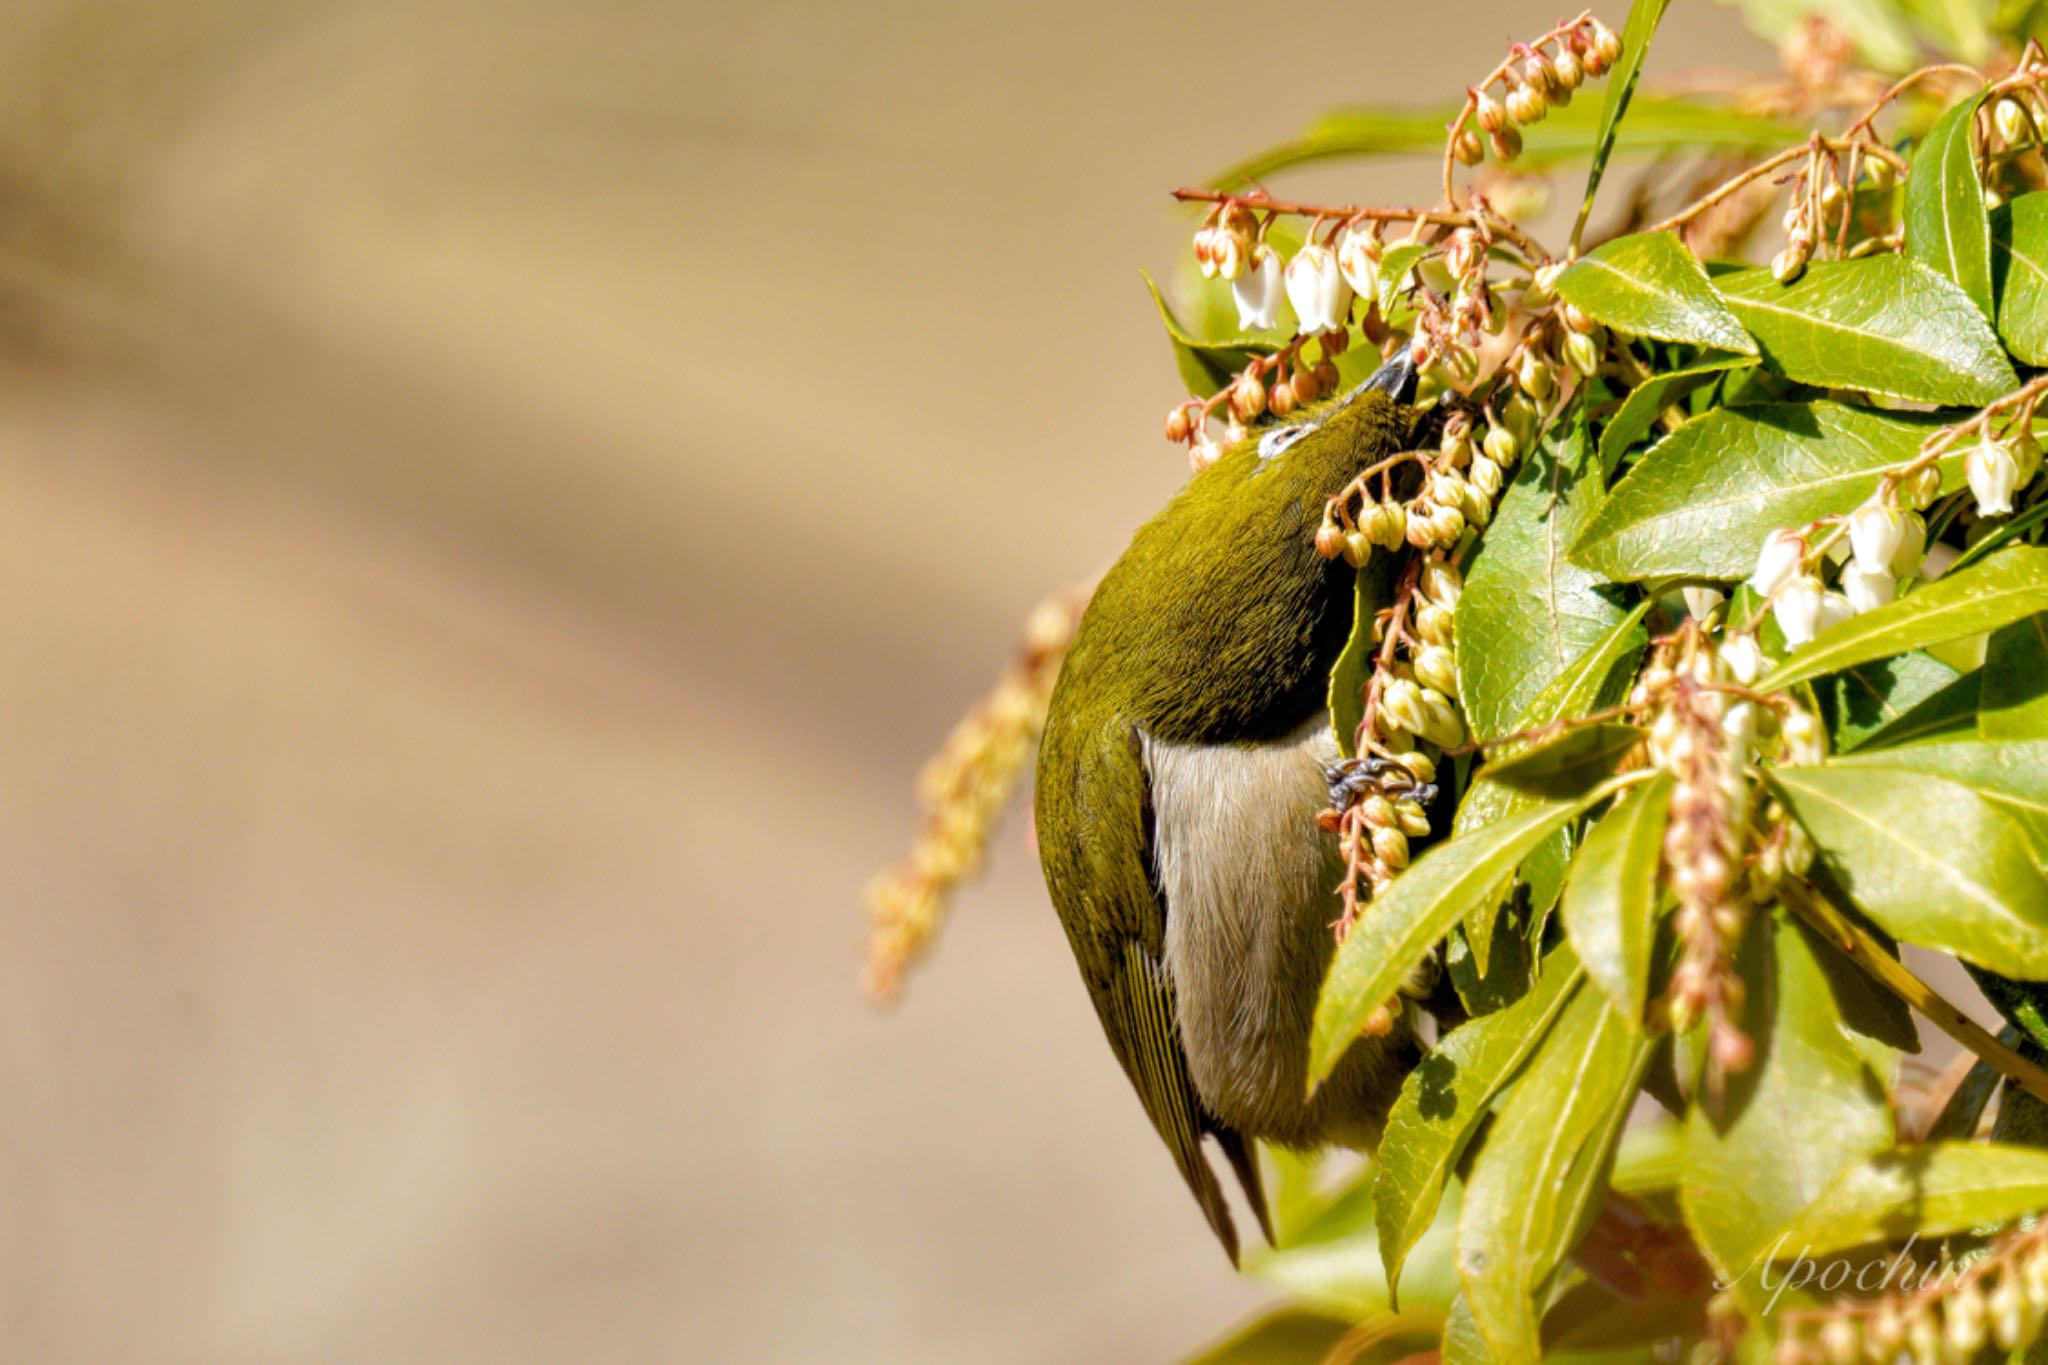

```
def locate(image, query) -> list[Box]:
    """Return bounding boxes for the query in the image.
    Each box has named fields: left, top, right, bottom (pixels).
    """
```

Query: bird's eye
left=1257, top=423, right=1314, bottom=461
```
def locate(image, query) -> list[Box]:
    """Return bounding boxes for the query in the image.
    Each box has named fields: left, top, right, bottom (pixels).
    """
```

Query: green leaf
left=1596, top=355, right=1755, bottom=475
left=1831, top=736, right=2048, bottom=858
left=1556, top=232, right=1755, bottom=352
left=1143, top=270, right=1272, bottom=397
left=1857, top=670, right=1983, bottom=749
left=1904, top=89, right=1993, bottom=318
left=1311, top=779, right=1629, bottom=1090
left=1570, top=402, right=1949, bottom=582
left=1766, top=763, right=2048, bottom=976
left=1813, top=651, right=1963, bottom=752
left=1680, top=913, right=1893, bottom=1314
left=1774, top=1142, right=2048, bottom=1253
left=1245, top=1162, right=1465, bottom=1322
left=1457, top=986, right=1652, bottom=1362
left=1215, top=96, right=1801, bottom=190
left=1183, top=1307, right=1360, bottom=1365
left=1330, top=559, right=1399, bottom=757
left=1459, top=409, right=1632, bottom=742
left=1758, top=545, right=2048, bottom=690
left=1954, top=491, right=2048, bottom=571
left=1574, top=0, right=1673, bottom=249
left=1472, top=723, right=1646, bottom=798
left=1560, top=772, right=1673, bottom=1023
left=1981, top=614, right=2048, bottom=739
left=1992, top=192, right=2048, bottom=364
left=1375, top=949, right=1584, bottom=1300
left=1715, top=257, right=2017, bottom=405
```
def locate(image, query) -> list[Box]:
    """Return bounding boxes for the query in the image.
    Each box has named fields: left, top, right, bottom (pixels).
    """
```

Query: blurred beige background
left=0, top=3, right=1790, bottom=1361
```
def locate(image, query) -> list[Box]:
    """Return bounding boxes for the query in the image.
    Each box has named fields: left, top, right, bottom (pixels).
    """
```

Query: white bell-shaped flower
left=1284, top=244, right=1353, bottom=335
left=1233, top=246, right=1283, bottom=332
left=1816, top=590, right=1855, bottom=636
left=1966, top=439, right=2021, bottom=516
left=1336, top=230, right=1380, bottom=303
left=1846, top=501, right=1907, bottom=575
left=1775, top=575, right=1827, bottom=646
left=1840, top=563, right=1896, bottom=614
left=1720, top=633, right=1765, bottom=685
left=1682, top=586, right=1725, bottom=620
left=1749, top=529, right=1806, bottom=597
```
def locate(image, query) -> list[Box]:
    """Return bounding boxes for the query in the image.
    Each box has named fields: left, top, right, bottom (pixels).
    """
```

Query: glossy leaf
left=1715, top=257, right=2017, bottom=405
left=1680, top=914, right=1892, bottom=1314
left=1758, top=546, right=2048, bottom=690
left=1831, top=737, right=2048, bottom=858
left=1375, top=950, right=1584, bottom=1299
left=1981, top=614, right=2048, bottom=739
left=1992, top=192, right=2048, bottom=363
left=1570, top=402, right=1948, bottom=582
left=1472, top=724, right=1646, bottom=799
left=1596, top=355, right=1754, bottom=475
left=1555, top=232, right=1754, bottom=352
left=1144, top=271, right=1272, bottom=396
left=1311, top=780, right=1628, bottom=1090
left=1813, top=651, right=1962, bottom=753
left=1459, top=409, right=1629, bottom=742
left=1774, top=1142, right=2048, bottom=1253
left=1574, top=0, right=1672, bottom=246
left=1904, top=89, right=1993, bottom=318
left=1767, top=764, right=2048, bottom=976
left=1457, top=986, right=1651, bottom=1361
left=1856, top=670, right=1982, bottom=749
left=1560, top=772, right=1673, bottom=1023
left=1215, top=96, right=1800, bottom=189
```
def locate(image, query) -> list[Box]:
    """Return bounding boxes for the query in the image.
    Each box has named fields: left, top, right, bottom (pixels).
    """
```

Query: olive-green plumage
left=1036, top=371, right=1423, bottom=1263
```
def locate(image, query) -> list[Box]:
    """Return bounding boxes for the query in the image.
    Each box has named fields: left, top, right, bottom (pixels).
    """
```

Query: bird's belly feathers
left=1143, top=713, right=1412, bottom=1148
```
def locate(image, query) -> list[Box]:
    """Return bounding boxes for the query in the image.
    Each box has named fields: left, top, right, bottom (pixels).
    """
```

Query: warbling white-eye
left=1036, top=356, right=1424, bottom=1263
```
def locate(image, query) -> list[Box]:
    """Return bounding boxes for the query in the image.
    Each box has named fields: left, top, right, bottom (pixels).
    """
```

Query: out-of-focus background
left=0, top=3, right=1824, bottom=1360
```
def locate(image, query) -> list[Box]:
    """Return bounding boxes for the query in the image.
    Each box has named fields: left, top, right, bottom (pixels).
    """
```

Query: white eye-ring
left=1257, top=423, right=1315, bottom=461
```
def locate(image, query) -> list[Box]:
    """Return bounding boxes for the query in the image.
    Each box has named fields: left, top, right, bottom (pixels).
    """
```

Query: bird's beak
left=1358, top=350, right=1417, bottom=404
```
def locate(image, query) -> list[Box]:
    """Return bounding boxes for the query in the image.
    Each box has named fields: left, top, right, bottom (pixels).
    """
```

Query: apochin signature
left=1726, top=1234, right=1972, bottom=1315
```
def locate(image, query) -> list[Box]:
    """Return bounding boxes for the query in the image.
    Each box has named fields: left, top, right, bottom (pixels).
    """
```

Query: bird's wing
left=1041, top=719, right=1268, bottom=1263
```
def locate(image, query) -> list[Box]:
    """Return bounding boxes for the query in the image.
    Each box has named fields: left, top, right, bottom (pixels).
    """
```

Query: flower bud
left=1193, top=226, right=1218, bottom=279
left=1211, top=228, right=1248, bottom=283
left=1474, top=89, right=1506, bottom=134
left=1230, top=374, right=1267, bottom=423
left=1775, top=574, right=1827, bottom=646
left=1947, top=1282, right=1988, bottom=1356
left=1782, top=707, right=1822, bottom=765
left=1966, top=437, right=2021, bottom=516
left=1314, top=523, right=1345, bottom=559
left=1553, top=46, right=1583, bottom=91
left=1368, top=500, right=1407, bottom=550
left=1285, top=244, right=1353, bottom=335
left=1361, top=794, right=1396, bottom=828
left=1165, top=406, right=1193, bottom=444
left=1906, top=1307, right=1940, bottom=1365
left=1460, top=481, right=1493, bottom=527
left=1516, top=348, right=1555, bottom=401
left=1405, top=501, right=1438, bottom=548
left=1291, top=363, right=1322, bottom=404
left=1189, top=433, right=1222, bottom=473
left=1416, top=602, right=1455, bottom=646
left=1992, top=1273, right=2026, bottom=1350
left=1381, top=678, right=1427, bottom=735
left=1750, top=528, right=1806, bottom=597
left=1337, top=230, right=1381, bottom=301
left=1712, top=1026, right=1755, bottom=1074
left=1592, top=20, right=1622, bottom=69
left=1233, top=245, right=1284, bottom=331
left=1372, top=824, right=1410, bottom=869
left=1468, top=454, right=1504, bottom=500
left=1222, top=420, right=1247, bottom=447
left=1415, top=644, right=1459, bottom=696
left=1483, top=425, right=1521, bottom=467
left=1682, top=585, right=1725, bottom=620
left=1313, top=359, right=1339, bottom=394
left=1998, top=97, right=2032, bottom=146
left=1453, top=128, right=1484, bottom=165
left=1564, top=329, right=1602, bottom=378
left=1522, top=51, right=1558, bottom=96
left=1268, top=376, right=1297, bottom=417
left=1419, top=689, right=1464, bottom=748
left=1394, top=799, right=1431, bottom=837
left=1899, top=463, right=1942, bottom=510
left=1395, top=750, right=1437, bottom=785
left=1772, top=243, right=1809, bottom=283
left=1489, top=126, right=1523, bottom=162
left=1430, top=503, right=1466, bottom=546
left=1342, top=530, right=1370, bottom=568
left=1840, top=562, right=1896, bottom=614
left=1421, top=562, right=1463, bottom=610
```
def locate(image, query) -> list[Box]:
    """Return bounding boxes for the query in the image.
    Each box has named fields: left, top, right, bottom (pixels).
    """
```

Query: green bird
left=1036, top=356, right=1425, bottom=1263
